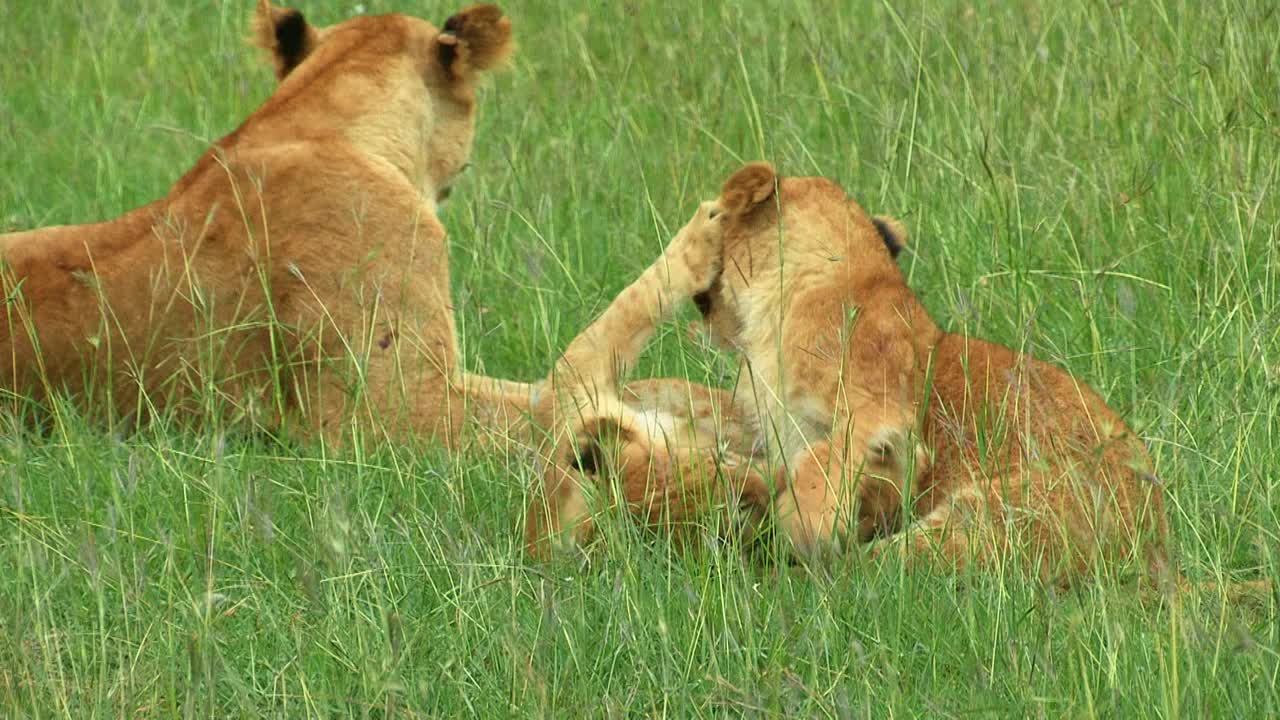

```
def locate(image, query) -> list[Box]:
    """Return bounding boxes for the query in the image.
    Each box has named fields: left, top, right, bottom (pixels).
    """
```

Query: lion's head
left=249, top=2, right=514, bottom=205
left=693, top=162, right=909, bottom=349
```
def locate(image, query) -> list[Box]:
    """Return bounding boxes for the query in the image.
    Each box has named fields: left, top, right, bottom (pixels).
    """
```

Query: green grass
left=3, top=0, right=1279, bottom=716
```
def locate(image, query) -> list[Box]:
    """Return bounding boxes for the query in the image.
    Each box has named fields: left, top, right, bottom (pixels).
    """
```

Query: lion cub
left=0, top=3, right=530, bottom=447
left=524, top=203, right=770, bottom=558
left=697, top=162, right=1172, bottom=583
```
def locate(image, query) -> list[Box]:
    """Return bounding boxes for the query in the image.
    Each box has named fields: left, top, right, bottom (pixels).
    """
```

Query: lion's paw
left=664, top=200, right=724, bottom=295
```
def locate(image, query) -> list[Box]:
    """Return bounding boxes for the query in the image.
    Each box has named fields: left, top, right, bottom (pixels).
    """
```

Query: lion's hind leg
left=866, top=468, right=1146, bottom=585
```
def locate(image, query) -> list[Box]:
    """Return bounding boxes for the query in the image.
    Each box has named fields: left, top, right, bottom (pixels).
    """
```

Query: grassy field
left=2, top=0, right=1279, bottom=716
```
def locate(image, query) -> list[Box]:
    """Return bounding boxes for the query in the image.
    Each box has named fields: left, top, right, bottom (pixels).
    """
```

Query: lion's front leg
left=773, top=314, right=928, bottom=554
left=549, top=201, right=724, bottom=395
left=866, top=483, right=1004, bottom=576
left=283, top=308, right=458, bottom=444
left=277, top=208, right=538, bottom=448
left=294, top=321, right=535, bottom=449
left=774, top=421, right=925, bottom=555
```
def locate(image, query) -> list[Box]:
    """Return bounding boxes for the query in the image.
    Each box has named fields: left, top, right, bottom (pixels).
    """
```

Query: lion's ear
left=720, top=162, right=778, bottom=216
left=871, top=215, right=909, bottom=259
left=251, top=1, right=320, bottom=80
left=436, top=4, right=514, bottom=81
left=566, top=415, right=635, bottom=474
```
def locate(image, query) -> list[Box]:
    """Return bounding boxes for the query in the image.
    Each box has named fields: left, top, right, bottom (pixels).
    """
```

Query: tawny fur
left=701, top=162, right=1171, bottom=585
left=523, top=204, right=770, bottom=558
left=0, top=3, right=531, bottom=448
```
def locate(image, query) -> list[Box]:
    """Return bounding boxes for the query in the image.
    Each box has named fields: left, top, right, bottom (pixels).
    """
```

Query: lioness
left=0, top=3, right=531, bottom=447
left=699, top=162, right=1171, bottom=584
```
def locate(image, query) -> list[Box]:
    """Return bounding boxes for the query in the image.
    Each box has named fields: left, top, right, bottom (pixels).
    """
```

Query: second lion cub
left=699, top=162, right=1170, bottom=583
left=523, top=202, right=770, bottom=557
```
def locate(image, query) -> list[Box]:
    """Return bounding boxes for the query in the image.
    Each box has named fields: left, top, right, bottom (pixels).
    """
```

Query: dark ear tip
left=871, top=216, right=908, bottom=259
left=570, top=440, right=605, bottom=475
left=275, top=9, right=304, bottom=30
left=437, top=37, right=458, bottom=68
left=692, top=290, right=714, bottom=317
left=275, top=10, right=309, bottom=73
left=441, top=4, right=509, bottom=39
left=437, top=4, right=514, bottom=75
left=274, top=9, right=306, bottom=43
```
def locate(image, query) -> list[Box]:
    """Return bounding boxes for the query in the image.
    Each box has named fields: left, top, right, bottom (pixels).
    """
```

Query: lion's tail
left=1144, top=548, right=1275, bottom=606
left=1179, top=577, right=1275, bottom=605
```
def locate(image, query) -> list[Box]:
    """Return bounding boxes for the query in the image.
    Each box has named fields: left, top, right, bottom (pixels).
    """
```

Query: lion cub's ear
left=436, top=4, right=514, bottom=81
left=566, top=416, right=635, bottom=474
left=720, top=162, right=778, bottom=216
left=251, top=0, right=320, bottom=80
left=871, top=215, right=909, bottom=259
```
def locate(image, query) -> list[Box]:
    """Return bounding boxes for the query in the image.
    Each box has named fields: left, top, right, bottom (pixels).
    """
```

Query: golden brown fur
left=0, top=3, right=531, bottom=447
left=523, top=203, right=770, bottom=558
left=699, top=162, right=1170, bottom=584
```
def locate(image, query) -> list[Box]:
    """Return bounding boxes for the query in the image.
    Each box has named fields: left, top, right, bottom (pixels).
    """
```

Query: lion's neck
left=732, top=252, right=939, bottom=462
left=341, top=87, right=440, bottom=203
left=732, top=257, right=848, bottom=461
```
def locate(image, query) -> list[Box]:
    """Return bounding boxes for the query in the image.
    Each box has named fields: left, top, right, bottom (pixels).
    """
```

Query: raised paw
left=663, top=200, right=724, bottom=295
